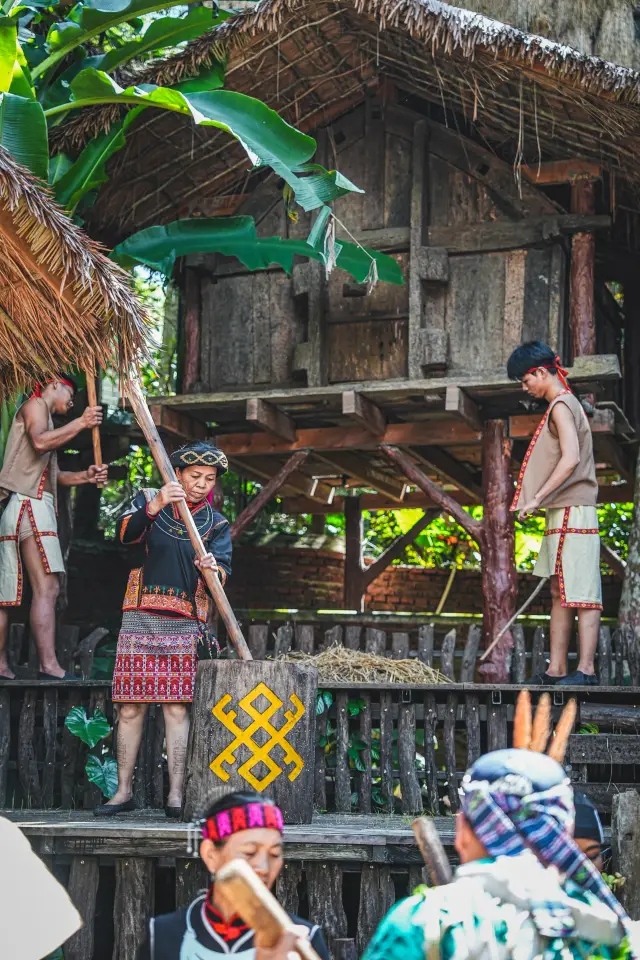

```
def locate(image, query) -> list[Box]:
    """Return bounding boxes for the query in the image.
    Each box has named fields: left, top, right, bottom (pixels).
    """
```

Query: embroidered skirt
left=112, top=611, right=198, bottom=703
left=0, top=493, right=64, bottom=606
left=534, top=505, right=602, bottom=610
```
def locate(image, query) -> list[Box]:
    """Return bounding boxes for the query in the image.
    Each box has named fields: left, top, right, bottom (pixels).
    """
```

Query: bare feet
left=0, top=665, right=16, bottom=680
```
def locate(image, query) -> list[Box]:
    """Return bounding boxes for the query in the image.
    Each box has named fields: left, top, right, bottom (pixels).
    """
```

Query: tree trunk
left=478, top=420, right=518, bottom=682
left=619, top=443, right=640, bottom=627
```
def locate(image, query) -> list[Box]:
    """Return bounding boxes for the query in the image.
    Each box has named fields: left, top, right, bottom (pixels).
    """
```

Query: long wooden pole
left=126, top=377, right=252, bottom=661
left=84, top=369, right=104, bottom=488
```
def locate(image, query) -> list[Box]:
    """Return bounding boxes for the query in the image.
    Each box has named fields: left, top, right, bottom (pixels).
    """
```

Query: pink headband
left=202, top=803, right=284, bottom=842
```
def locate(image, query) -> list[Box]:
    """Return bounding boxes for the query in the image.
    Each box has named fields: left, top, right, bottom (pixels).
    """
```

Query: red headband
left=525, top=357, right=570, bottom=391
left=30, top=378, right=75, bottom=399
left=202, top=802, right=284, bottom=842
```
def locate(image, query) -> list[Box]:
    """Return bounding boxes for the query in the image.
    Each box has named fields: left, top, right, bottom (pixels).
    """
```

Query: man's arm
left=517, top=401, right=580, bottom=518
left=58, top=465, right=108, bottom=487
left=22, top=398, right=102, bottom=455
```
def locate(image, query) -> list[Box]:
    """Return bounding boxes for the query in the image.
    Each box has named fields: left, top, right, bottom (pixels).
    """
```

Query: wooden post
left=344, top=495, right=364, bottom=611
left=84, top=369, right=104, bottom=487
left=126, top=377, right=251, bottom=661
left=183, top=660, right=317, bottom=823
left=113, top=857, right=154, bottom=960
left=569, top=181, right=596, bottom=358
left=478, top=420, right=518, bottom=683
left=182, top=266, right=202, bottom=393
left=612, top=790, right=640, bottom=920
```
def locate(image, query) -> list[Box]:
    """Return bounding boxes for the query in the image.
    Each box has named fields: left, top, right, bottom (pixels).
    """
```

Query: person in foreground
left=1, top=814, right=82, bottom=959
left=507, top=341, right=601, bottom=686
left=0, top=376, right=106, bottom=679
left=96, top=441, right=231, bottom=818
left=361, top=692, right=633, bottom=960
left=138, top=790, right=330, bottom=960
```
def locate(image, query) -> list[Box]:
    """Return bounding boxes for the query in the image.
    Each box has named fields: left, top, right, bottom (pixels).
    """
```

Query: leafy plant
left=578, top=722, right=599, bottom=735
left=603, top=872, right=626, bottom=893
left=65, top=706, right=117, bottom=798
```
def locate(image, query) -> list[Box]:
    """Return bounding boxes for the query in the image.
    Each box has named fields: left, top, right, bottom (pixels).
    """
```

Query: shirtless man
left=0, top=377, right=107, bottom=679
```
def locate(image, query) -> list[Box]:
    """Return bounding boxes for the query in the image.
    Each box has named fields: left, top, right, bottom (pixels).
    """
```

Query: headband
left=201, top=802, right=284, bottom=843
left=30, top=378, right=75, bottom=399
left=525, top=356, right=570, bottom=391
left=170, top=444, right=228, bottom=475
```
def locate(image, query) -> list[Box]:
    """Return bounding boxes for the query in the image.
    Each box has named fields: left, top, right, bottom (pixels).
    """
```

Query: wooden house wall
left=191, top=100, right=567, bottom=392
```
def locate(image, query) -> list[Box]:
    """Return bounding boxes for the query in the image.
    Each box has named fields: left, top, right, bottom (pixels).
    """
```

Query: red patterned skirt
left=112, top=611, right=198, bottom=703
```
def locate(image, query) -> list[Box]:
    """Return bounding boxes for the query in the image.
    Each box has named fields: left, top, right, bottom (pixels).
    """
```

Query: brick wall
left=60, top=542, right=621, bottom=630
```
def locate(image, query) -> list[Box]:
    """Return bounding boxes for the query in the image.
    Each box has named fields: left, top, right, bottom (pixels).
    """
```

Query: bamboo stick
left=411, top=816, right=453, bottom=886
left=84, top=369, right=104, bottom=488
left=126, top=377, right=252, bottom=661
left=216, top=859, right=322, bottom=960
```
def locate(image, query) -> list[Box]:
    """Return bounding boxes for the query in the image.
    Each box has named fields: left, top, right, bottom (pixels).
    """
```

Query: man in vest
left=0, top=377, right=107, bottom=679
left=507, top=341, right=601, bottom=686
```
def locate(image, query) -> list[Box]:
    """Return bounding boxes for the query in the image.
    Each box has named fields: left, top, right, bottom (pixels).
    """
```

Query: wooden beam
left=246, top=398, right=296, bottom=442
left=362, top=511, right=438, bottom=589
left=149, top=405, right=207, bottom=442
left=218, top=420, right=481, bottom=457
left=509, top=408, right=615, bottom=439
left=342, top=391, right=387, bottom=436
left=344, top=495, right=364, bottom=612
left=444, top=386, right=482, bottom=431
left=601, top=541, right=626, bottom=580
left=230, top=452, right=310, bottom=540
left=593, top=435, right=635, bottom=484
left=522, top=160, right=602, bottom=186
left=382, top=445, right=483, bottom=544
left=279, top=483, right=632, bottom=514
left=427, top=214, right=611, bottom=255
left=230, top=455, right=335, bottom=504
left=316, top=451, right=407, bottom=502
left=410, top=446, right=483, bottom=501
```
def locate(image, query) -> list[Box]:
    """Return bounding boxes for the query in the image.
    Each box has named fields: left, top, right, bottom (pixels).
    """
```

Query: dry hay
left=0, top=145, right=149, bottom=399
left=278, top=643, right=452, bottom=684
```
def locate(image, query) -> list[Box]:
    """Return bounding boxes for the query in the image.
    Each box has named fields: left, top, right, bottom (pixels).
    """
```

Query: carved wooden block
left=184, top=661, right=317, bottom=823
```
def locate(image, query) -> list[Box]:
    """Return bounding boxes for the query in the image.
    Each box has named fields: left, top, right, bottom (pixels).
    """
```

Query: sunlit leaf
left=0, top=92, right=48, bottom=179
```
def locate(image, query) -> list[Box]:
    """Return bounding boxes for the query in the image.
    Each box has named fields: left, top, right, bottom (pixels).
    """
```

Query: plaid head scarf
left=461, top=769, right=633, bottom=946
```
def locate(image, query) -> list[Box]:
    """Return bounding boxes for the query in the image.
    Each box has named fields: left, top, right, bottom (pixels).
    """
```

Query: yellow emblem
left=210, top=682, right=305, bottom=791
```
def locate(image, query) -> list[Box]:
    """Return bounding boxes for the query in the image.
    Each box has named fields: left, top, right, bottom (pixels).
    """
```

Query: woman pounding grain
left=95, top=441, right=231, bottom=818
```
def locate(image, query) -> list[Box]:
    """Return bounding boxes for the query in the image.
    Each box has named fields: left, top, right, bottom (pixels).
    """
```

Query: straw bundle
left=278, top=643, right=451, bottom=684
left=0, top=146, right=148, bottom=400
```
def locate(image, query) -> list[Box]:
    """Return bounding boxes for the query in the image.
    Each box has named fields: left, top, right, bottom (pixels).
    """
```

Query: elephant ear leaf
left=85, top=755, right=118, bottom=798
left=0, top=92, right=48, bottom=180
left=65, top=706, right=111, bottom=747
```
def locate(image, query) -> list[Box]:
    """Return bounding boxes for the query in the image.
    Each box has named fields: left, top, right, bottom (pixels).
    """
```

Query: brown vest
left=512, top=391, right=597, bottom=509
left=0, top=401, right=58, bottom=507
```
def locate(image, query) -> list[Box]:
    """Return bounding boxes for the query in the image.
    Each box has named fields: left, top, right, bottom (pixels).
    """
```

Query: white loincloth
left=0, top=492, right=64, bottom=606
left=534, top=505, right=602, bottom=609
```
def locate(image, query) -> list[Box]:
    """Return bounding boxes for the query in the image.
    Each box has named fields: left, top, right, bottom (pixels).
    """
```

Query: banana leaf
left=0, top=91, right=48, bottom=178
left=111, top=216, right=404, bottom=285
left=96, top=7, right=222, bottom=74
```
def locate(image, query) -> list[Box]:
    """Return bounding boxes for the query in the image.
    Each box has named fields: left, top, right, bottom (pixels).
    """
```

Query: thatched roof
left=0, top=146, right=148, bottom=400
left=55, top=0, right=640, bottom=244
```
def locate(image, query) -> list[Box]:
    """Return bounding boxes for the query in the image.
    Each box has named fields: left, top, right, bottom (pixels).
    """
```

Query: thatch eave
left=0, top=145, right=148, bottom=400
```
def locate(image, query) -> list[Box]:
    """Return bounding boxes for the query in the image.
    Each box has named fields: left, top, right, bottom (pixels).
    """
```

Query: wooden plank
left=398, top=702, right=423, bottom=814
left=411, top=445, right=482, bottom=500
left=531, top=627, right=546, bottom=679
left=273, top=623, right=293, bottom=657
left=612, top=791, right=640, bottom=920
left=295, top=624, right=315, bottom=654
left=391, top=633, right=409, bottom=660
left=342, top=391, right=387, bottom=436
left=324, top=625, right=343, bottom=652
left=362, top=98, right=385, bottom=230
left=460, top=625, right=481, bottom=683
left=231, top=454, right=335, bottom=505
left=443, top=693, right=459, bottom=812
left=427, top=215, right=611, bottom=254
left=344, top=495, right=364, bottom=612
left=182, top=267, right=201, bottom=392
left=510, top=407, right=615, bottom=439
left=569, top=734, right=640, bottom=764
left=248, top=624, right=268, bottom=659
left=580, top=703, right=640, bottom=732
left=444, top=386, right=482, bottom=431
left=275, top=861, right=302, bottom=915
left=422, top=692, right=439, bottom=814
left=246, top=398, right=296, bottom=442
left=380, top=691, right=394, bottom=811
left=336, top=226, right=410, bottom=251
left=417, top=625, right=434, bottom=666
left=113, top=857, right=155, bottom=960
left=511, top=625, right=526, bottom=684
left=358, top=694, right=372, bottom=813
left=440, top=628, right=456, bottom=682
left=487, top=704, right=508, bottom=752
left=42, top=689, right=58, bottom=809
left=408, top=119, right=427, bottom=380
left=175, top=859, right=208, bottom=908
left=0, top=688, right=9, bottom=806
left=334, top=939, right=358, bottom=960
left=335, top=692, right=351, bottom=813
left=314, top=724, right=327, bottom=810
left=502, top=250, right=527, bottom=364
left=61, top=690, right=82, bottom=808
left=465, top=693, right=481, bottom=767
left=598, top=626, right=612, bottom=687
left=18, top=689, right=42, bottom=807
left=149, top=404, right=207, bottom=441
left=522, top=160, right=602, bottom=185
left=65, top=856, right=100, bottom=960
left=345, top=626, right=362, bottom=651
left=357, top=865, right=394, bottom=955
left=365, top=628, right=386, bottom=656
left=306, top=863, right=347, bottom=953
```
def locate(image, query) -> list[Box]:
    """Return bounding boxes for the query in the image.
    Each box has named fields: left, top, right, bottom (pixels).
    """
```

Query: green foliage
left=0, top=92, right=48, bottom=179
left=0, top=394, right=20, bottom=463
left=64, top=705, right=110, bottom=747
left=85, top=754, right=118, bottom=798
left=578, top=722, right=599, bottom=735
left=603, top=872, right=626, bottom=893
left=111, top=216, right=403, bottom=283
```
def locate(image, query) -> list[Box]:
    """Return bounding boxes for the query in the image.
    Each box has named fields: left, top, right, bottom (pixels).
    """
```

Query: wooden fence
left=231, top=617, right=640, bottom=687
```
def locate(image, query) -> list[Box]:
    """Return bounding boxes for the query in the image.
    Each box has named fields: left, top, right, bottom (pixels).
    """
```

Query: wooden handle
left=216, top=859, right=322, bottom=960
left=85, top=370, right=104, bottom=488
left=411, top=817, right=453, bottom=887
left=126, top=377, right=252, bottom=661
